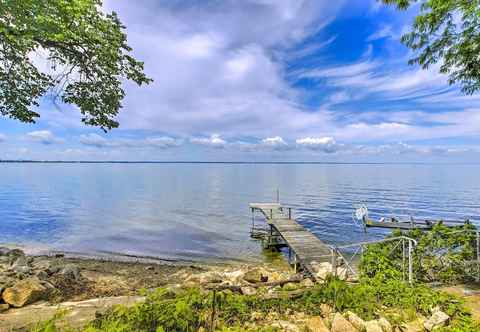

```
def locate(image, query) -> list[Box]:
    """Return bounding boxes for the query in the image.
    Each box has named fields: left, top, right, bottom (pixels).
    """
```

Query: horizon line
left=0, top=160, right=479, bottom=165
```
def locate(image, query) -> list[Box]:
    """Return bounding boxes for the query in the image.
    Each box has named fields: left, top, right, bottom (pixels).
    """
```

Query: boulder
left=188, top=271, right=223, bottom=285
left=320, top=303, right=333, bottom=317
left=424, top=310, right=449, bottom=331
left=0, top=303, right=9, bottom=312
left=223, top=269, right=245, bottom=283
left=2, top=278, right=48, bottom=307
left=283, top=282, right=300, bottom=291
left=378, top=317, right=392, bottom=332
left=331, top=312, right=357, bottom=332
left=312, top=262, right=333, bottom=281
left=243, top=268, right=265, bottom=283
left=345, top=311, right=366, bottom=331
left=271, top=320, right=300, bottom=332
left=365, top=320, right=383, bottom=332
left=59, top=264, right=81, bottom=281
left=305, top=316, right=329, bottom=332
left=301, top=278, right=315, bottom=288
left=240, top=286, right=256, bottom=296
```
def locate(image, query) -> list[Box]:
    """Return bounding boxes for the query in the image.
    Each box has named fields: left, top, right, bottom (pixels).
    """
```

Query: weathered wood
left=250, top=203, right=332, bottom=279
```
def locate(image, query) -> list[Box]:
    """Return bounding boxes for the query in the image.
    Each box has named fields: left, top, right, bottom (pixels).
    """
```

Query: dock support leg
left=476, top=232, right=479, bottom=283
left=331, top=249, right=337, bottom=277
left=408, top=240, right=413, bottom=284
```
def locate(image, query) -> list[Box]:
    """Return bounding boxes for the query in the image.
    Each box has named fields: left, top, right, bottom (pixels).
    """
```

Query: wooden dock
left=249, top=203, right=332, bottom=278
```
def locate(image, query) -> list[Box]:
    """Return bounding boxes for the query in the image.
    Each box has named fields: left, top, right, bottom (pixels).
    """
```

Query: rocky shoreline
left=0, top=246, right=477, bottom=331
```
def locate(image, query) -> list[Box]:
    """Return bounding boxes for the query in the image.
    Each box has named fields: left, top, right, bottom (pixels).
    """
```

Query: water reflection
left=0, top=163, right=478, bottom=262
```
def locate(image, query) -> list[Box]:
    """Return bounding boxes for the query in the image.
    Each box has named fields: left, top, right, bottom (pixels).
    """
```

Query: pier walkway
left=249, top=203, right=332, bottom=278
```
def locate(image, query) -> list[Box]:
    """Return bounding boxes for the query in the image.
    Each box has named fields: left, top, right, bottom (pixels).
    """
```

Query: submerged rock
left=2, top=278, right=48, bottom=307
left=0, top=303, right=9, bottom=312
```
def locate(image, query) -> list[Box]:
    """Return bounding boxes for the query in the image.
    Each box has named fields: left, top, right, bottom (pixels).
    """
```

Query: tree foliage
left=0, top=0, right=152, bottom=130
left=383, top=0, right=480, bottom=94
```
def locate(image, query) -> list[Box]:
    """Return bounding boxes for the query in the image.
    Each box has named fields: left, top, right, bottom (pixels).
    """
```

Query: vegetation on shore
left=30, top=224, right=480, bottom=331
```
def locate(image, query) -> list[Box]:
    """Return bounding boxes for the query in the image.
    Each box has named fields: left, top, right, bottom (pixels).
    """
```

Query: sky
left=1, top=0, right=480, bottom=162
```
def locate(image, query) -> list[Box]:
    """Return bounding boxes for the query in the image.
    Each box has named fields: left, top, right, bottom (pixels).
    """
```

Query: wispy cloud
left=26, top=130, right=63, bottom=145
left=79, top=134, right=182, bottom=149
left=190, top=134, right=226, bottom=149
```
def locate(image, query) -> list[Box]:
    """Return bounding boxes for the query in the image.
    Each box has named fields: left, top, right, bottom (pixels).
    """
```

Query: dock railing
left=331, top=236, right=417, bottom=284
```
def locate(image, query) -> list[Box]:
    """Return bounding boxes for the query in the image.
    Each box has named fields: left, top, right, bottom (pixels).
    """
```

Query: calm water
left=0, top=163, right=479, bottom=262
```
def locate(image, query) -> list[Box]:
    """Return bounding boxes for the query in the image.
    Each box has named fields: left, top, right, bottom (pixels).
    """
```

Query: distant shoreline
left=0, top=160, right=478, bottom=165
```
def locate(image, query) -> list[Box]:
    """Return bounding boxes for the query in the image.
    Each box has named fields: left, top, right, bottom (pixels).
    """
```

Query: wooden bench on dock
left=249, top=203, right=332, bottom=278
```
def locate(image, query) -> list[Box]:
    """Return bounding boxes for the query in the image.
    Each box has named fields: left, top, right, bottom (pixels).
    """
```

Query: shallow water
left=0, top=163, right=479, bottom=262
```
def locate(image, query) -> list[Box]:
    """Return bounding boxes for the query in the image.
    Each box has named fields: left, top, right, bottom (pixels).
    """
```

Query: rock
left=145, top=266, right=154, bottom=271
left=186, top=271, right=223, bottom=285
left=243, top=268, right=265, bottom=283
left=47, top=265, right=61, bottom=275
left=59, top=264, right=81, bottom=281
left=11, top=255, right=28, bottom=268
left=271, top=320, right=300, bottom=332
left=283, top=282, right=299, bottom=291
left=305, top=316, right=329, bottom=332
left=0, top=247, right=12, bottom=256
left=35, top=270, right=49, bottom=280
left=301, top=278, right=315, bottom=288
left=0, top=275, right=16, bottom=290
left=32, top=260, right=51, bottom=271
left=331, top=312, right=357, bottom=332
left=0, top=303, right=9, bottom=312
left=345, top=311, right=365, bottom=331
left=2, top=278, right=48, bottom=307
left=378, top=317, right=392, bottom=332
left=250, top=311, right=263, bottom=321
left=320, top=303, right=333, bottom=317
left=403, top=318, right=425, bottom=332
left=312, top=262, right=334, bottom=281
left=223, top=269, right=244, bottom=283
left=6, top=249, right=25, bottom=259
left=424, top=310, right=449, bottom=331
left=365, top=320, right=383, bottom=332
left=240, top=286, right=256, bottom=296
left=12, top=265, right=31, bottom=275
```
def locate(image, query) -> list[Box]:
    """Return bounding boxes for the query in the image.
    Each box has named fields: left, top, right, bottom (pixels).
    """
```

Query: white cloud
left=367, top=25, right=393, bottom=41
left=96, top=0, right=345, bottom=138
left=261, top=136, right=291, bottom=151
left=190, top=134, right=226, bottom=149
left=79, top=134, right=182, bottom=149
left=296, top=137, right=339, bottom=153
left=79, top=134, right=110, bottom=148
left=26, top=130, right=63, bottom=144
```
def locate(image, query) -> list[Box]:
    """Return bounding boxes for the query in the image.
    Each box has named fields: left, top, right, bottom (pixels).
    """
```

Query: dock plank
left=250, top=203, right=332, bottom=278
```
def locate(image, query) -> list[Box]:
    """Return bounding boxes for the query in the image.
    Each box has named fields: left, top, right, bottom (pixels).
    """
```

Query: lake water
left=0, top=163, right=479, bottom=263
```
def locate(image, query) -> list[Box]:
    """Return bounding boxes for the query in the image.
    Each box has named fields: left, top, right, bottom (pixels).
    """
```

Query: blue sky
left=1, top=0, right=479, bottom=162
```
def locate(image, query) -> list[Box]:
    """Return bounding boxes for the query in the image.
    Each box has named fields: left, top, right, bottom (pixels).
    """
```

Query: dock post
left=276, top=188, right=279, bottom=203
left=251, top=208, right=255, bottom=235
left=408, top=239, right=413, bottom=284
left=476, top=232, right=480, bottom=282
left=288, top=207, right=292, bottom=220
left=402, top=239, right=406, bottom=282
left=331, top=248, right=337, bottom=277
left=270, top=209, right=273, bottom=220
